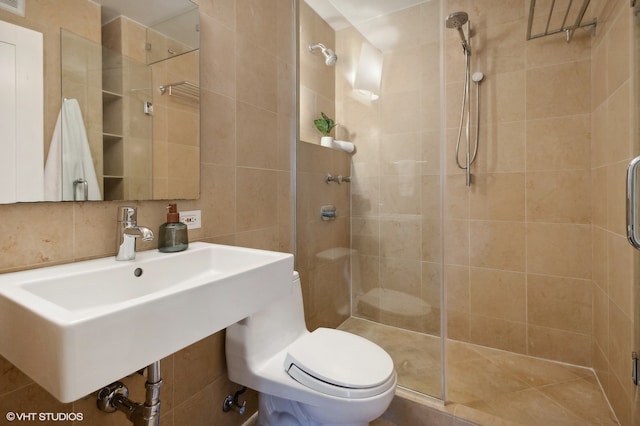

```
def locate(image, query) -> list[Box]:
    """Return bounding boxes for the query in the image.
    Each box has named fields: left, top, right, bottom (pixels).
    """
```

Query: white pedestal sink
left=0, top=242, right=293, bottom=402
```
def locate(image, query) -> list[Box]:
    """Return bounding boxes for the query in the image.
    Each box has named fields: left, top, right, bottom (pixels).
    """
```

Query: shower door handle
left=626, top=155, right=640, bottom=249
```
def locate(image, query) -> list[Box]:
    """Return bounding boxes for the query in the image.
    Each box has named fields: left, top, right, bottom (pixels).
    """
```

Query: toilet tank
left=226, top=272, right=309, bottom=375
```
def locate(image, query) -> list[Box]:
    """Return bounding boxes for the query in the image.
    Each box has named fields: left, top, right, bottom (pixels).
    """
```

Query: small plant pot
left=320, top=136, right=334, bottom=148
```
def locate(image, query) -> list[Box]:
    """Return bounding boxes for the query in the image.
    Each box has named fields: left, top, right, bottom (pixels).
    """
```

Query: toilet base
left=256, top=394, right=368, bottom=426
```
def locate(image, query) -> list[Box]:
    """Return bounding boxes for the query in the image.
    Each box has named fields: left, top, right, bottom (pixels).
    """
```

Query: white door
left=0, top=20, right=43, bottom=203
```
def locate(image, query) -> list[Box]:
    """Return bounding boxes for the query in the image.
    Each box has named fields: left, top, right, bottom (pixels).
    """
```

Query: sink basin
left=0, top=242, right=293, bottom=402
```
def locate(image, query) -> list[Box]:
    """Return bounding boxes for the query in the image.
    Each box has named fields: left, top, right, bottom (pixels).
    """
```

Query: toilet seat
left=284, top=328, right=395, bottom=399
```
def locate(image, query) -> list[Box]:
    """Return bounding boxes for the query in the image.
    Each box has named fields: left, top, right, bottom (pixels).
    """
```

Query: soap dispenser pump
left=158, top=203, right=188, bottom=253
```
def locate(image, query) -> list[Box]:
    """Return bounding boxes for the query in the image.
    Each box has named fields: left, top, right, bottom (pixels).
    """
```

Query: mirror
left=0, top=0, right=199, bottom=203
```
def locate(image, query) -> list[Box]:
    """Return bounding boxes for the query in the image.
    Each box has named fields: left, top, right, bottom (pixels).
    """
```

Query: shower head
left=445, top=11, right=468, bottom=28
left=446, top=12, right=471, bottom=56
left=309, top=42, right=338, bottom=66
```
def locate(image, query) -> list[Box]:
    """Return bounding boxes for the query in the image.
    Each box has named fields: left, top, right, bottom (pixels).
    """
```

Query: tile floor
left=339, top=318, right=619, bottom=426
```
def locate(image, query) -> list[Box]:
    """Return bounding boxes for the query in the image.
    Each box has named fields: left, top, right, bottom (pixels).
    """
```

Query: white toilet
left=225, top=272, right=397, bottom=426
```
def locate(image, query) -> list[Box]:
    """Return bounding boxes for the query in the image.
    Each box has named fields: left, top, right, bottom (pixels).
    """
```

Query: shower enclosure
left=298, top=0, right=446, bottom=400
left=297, top=0, right=637, bottom=423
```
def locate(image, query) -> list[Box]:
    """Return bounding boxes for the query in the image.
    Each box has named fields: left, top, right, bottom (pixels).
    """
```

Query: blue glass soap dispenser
left=158, top=203, right=188, bottom=252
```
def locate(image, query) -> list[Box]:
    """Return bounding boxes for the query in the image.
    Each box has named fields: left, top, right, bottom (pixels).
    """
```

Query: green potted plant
left=314, top=112, right=336, bottom=147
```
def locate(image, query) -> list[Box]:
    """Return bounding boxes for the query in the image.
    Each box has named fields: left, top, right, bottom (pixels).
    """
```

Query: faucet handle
left=118, top=206, right=137, bottom=224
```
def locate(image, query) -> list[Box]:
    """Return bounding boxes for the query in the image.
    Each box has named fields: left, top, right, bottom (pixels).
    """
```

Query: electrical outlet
left=180, top=210, right=201, bottom=230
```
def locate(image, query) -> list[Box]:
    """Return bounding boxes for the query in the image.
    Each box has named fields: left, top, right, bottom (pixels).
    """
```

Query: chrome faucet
left=116, top=207, right=154, bottom=261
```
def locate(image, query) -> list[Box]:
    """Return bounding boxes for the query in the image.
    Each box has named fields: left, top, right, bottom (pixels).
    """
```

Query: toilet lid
left=284, top=328, right=395, bottom=398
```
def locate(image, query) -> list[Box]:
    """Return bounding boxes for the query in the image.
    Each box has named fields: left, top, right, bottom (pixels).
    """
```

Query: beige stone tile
left=199, top=13, right=235, bottom=97
left=480, top=70, right=526, bottom=124
left=447, top=310, right=470, bottom=342
left=526, top=115, right=590, bottom=171
left=607, top=6, right=630, bottom=94
left=297, top=140, right=334, bottom=174
left=470, top=268, right=525, bottom=322
left=200, top=90, right=235, bottom=166
left=607, top=233, right=633, bottom=318
left=381, top=47, right=421, bottom=94
left=592, top=284, right=609, bottom=359
left=379, top=217, right=421, bottom=260
left=74, top=201, right=128, bottom=259
left=379, top=257, right=421, bottom=296
left=379, top=175, right=421, bottom=215
left=606, top=81, right=632, bottom=164
left=469, top=315, right=526, bottom=354
left=526, top=60, right=590, bottom=119
left=469, top=221, right=525, bottom=271
left=474, top=122, right=526, bottom=173
left=527, top=325, right=591, bottom=366
left=199, top=164, right=235, bottom=237
left=174, top=376, right=258, bottom=426
left=526, top=170, right=591, bottom=224
left=236, top=226, right=281, bottom=252
left=527, top=274, right=592, bottom=334
left=0, top=382, right=71, bottom=423
left=380, top=133, right=421, bottom=176
left=607, top=373, right=632, bottom=426
left=446, top=354, right=528, bottom=403
left=487, top=352, right=588, bottom=388
left=235, top=0, right=276, bottom=52
left=480, top=20, right=526, bottom=76
left=446, top=265, right=470, bottom=313
left=380, top=91, right=421, bottom=134
left=173, top=331, right=225, bottom=406
left=381, top=394, right=454, bottom=426
left=352, top=217, right=380, bottom=257
left=236, top=37, right=278, bottom=113
left=236, top=167, right=279, bottom=232
left=236, top=102, right=278, bottom=169
left=422, top=130, right=442, bottom=175
left=592, top=226, right=608, bottom=291
left=0, top=356, right=32, bottom=395
left=526, top=223, right=591, bottom=279
left=608, top=300, right=633, bottom=401
left=476, top=388, right=586, bottom=426
left=422, top=261, right=442, bottom=308
left=591, top=36, right=607, bottom=109
left=591, top=166, right=607, bottom=228
left=470, top=173, right=525, bottom=221
left=540, top=377, right=619, bottom=425
left=421, top=175, right=442, bottom=219
left=444, top=219, right=469, bottom=266
left=606, top=160, right=628, bottom=236
left=445, top=174, right=469, bottom=220
left=422, top=217, right=443, bottom=263
left=0, top=203, right=74, bottom=272
left=591, top=103, right=608, bottom=168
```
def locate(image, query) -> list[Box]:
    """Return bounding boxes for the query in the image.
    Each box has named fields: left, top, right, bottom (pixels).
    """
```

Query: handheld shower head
left=446, top=11, right=471, bottom=56
left=445, top=11, right=468, bottom=28
left=309, top=42, right=338, bottom=66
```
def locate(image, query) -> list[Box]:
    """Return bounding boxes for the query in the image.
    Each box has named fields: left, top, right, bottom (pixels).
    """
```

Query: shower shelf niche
left=526, top=0, right=597, bottom=43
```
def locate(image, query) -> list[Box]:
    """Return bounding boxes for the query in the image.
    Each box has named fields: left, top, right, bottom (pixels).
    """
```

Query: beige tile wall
left=297, top=2, right=353, bottom=332
left=0, top=0, right=295, bottom=424
left=299, top=1, right=336, bottom=144
left=590, top=1, right=637, bottom=424
left=152, top=50, right=200, bottom=200
left=443, top=0, right=595, bottom=367
left=296, top=142, right=352, bottom=330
